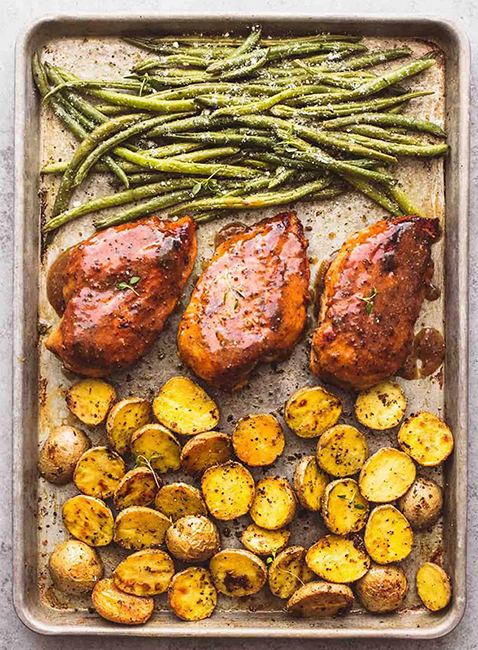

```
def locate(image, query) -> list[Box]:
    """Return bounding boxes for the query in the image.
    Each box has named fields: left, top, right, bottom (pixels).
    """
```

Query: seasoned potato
left=39, top=426, right=91, bottom=485
left=106, top=397, right=151, bottom=455
left=356, top=563, right=408, bottom=613
left=181, top=431, right=233, bottom=477
left=241, top=524, right=290, bottom=557
left=169, top=567, right=217, bottom=621
left=113, top=549, right=174, bottom=596
left=286, top=581, right=354, bottom=617
left=364, top=505, right=413, bottom=564
left=250, top=477, right=296, bottom=530
left=268, top=546, right=314, bottom=599
left=154, top=482, right=207, bottom=521
left=359, top=447, right=416, bottom=502
left=202, top=461, right=255, bottom=520
left=210, top=549, right=267, bottom=597
left=321, top=479, right=369, bottom=535
left=73, top=446, right=126, bottom=499
left=49, top=540, right=103, bottom=594
left=92, top=578, right=154, bottom=625
left=130, top=424, right=181, bottom=474
left=397, top=477, right=443, bottom=530
left=232, top=414, right=285, bottom=466
left=398, top=412, right=454, bottom=466
left=66, top=379, right=116, bottom=425
left=114, top=506, right=171, bottom=550
left=166, top=515, right=220, bottom=562
left=113, top=467, right=160, bottom=511
left=285, top=386, right=342, bottom=438
left=153, top=376, right=219, bottom=435
left=306, top=534, right=370, bottom=583
left=355, top=380, right=407, bottom=430
left=316, top=425, right=368, bottom=477
left=63, top=495, right=114, bottom=547
left=293, top=456, right=329, bottom=511
left=416, top=562, right=452, bottom=611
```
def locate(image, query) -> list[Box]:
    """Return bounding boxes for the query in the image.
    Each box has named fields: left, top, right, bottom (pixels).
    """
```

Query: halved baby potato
left=398, top=412, right=454, bottom=466
left=316, top=425, right=368, bottom=477
left=92, top=578, right=154, bottom=625
left=356, top=563, right=409, bottom=613
left=73, top=446, right=126, bottom=500
left=63, top=495, right=114, bottom=547
left=113, top=467, right=160, bottom=511
left=169, top=567, right=217, bottom=621
left=153, top=376, right=219, bottom=435
left=250, top=477, right=296, bottom=530
left=355, top=380, right=407, bottom=431
left=181, top=431, right=233, bottom=477
left=286, top=581, right=354, bottom=618
left=210, top=549, right=267, bottom=597
left=268, top=546, right=314, bottom=599
left=306, top=534, right=370, bottom=583
left=241, top=523, right=290, bottom=557
left=66, top=379, right=116, bottom=426
left=416, top=562, right=452, bottom=611
left=364, top=504, right=413, bottom=564
left=166, top=515, right=220, bottom=562
left=154, top=482, right=207, bottom=521
left=293, top=456, right=329, bottom=511
left=359, top=447, right=416, bottom=503
left=202, top=461, right=255, bottom=520
left=106, top=397, right=151, bottom=455
left=113, top=549, right=175, bottom=596
left=321, top=479, right=369, bottom=535
left=39, top=425, right=91, bottom=486
left=130, top=424, right=181, bottom=474
left=397, top=477, right=443, bottom=530
left=114, top=506, right=171, bottom=550
left=285, top=386, right=342, bottom=438
left=49, top=540, right=103, bottom=595
left=232, top=414, right=285, bottom=466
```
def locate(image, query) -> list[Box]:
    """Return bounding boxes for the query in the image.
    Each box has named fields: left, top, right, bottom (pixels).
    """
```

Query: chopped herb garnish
left=117, top=275, right=141, bottom=296
left=336, top=494, right=347, bottom=499
left=354, top=503, right=366, bottom=510
left=359, top=286, right=380, bottom=314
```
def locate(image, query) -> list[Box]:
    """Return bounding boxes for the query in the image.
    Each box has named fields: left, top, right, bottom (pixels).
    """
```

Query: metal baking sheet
left=13, top=14, right=469, bottom=638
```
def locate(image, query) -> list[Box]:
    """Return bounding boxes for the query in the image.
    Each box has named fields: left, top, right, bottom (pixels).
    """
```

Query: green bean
left=217, top=48, right=270, bottom=80
left=125, top=34, right=362, bottom=47
left=326, top=131, right=448, bottom=159
left=147, top=114, right=233, bottom=137
left=43, top=79, right=151, bottom=102
left=268, top=166, right=295, bottom=188
left=94, top=104, right=147, bottom=115
left=195, top=94, right=256, bottom=108
left=265, top=41, right=368, bottom=63
left=385, top=103, right=408, bottom=115
left=223, top=25, right=262, bottom=60
left=41, top=160, right=144, bottom=174
left=320, top=111, right=446, bottom=136
left=132, top=54, right=207, bottom=72
left=318, top=47, right=412, bottom=72
left=342, top=173, right=403, bottom=216
left=137, top=142, right=203, bottom=157
left=164, top=131, right=274, bottom=149
left=124, top=38, right=236, bottom=56
left=343, top=124, right=424, bottom=145
left=171, top=146, right=240, bottom=161
left=386, top=181, right=423, bottom=215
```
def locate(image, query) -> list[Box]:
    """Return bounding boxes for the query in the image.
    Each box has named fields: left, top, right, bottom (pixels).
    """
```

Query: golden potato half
left=241, top=524, right=290, bottom=557
left=286, top=581, right=354, bottom=618
left=202, top=461, right=255, bottom=520
left=63, top=495, right=113, bottom=547
left=154, top=482, right=207, bottom=521
left=316, top=425, right=368, bottom=477
left=166, top=515, right=220, bottom=562
left=169, top=567, right=217, bottom=621
left=73, top=446, right=125, bottom=500
left=355, top=380, right=407, bottom=431
left=398, top=412, right=454, bottom=466
left=268, top=546, right=314, bottom=599
left=416, top=562, right=452, bottom=611
left=49, top=540, right=103, bottom=594
left=293, top=456, right=329, bottom=511
left=106, top=397, right=151, bottom=455
left=285, top=386, right=342, bottom=438
left=233, top=414, right=285, bottom=466
left=210, top=549, right=267, bottom=597
left=113, top=467, right=160, bottom=511
left=39, top=426, right=91, bottom=485
left=131, top=424, right=181, bottom=474
left=113, top=549, right=174, bottom=596
left=66, top=379, right=116, bottom=426
left=92, top=578, right=154, bottom=625
left=359, top=447, right=416, bottom=503
left=321, top=479, right=369, bottom=535
left=181, top=431, right=233, bottom=477
left=306, top=534, right=370, bottom=583
left=114, top=506, right=171, bottom=550
left=356, top=563, right=408, bottom=613
left=250, top=477, right=296, bottom=530
left=364, top=505, right=413, bottom=564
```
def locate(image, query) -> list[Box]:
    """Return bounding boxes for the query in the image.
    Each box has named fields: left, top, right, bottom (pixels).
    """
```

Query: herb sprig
left=359, top=286, right=380, bottom=314
left=117, top=275, right=141, bottom=296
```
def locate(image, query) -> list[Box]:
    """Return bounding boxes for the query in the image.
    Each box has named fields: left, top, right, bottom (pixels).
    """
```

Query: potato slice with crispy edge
left=113, top=549, right=175, bottom=596
left=92, top=578, right=154, bottom=625
left=250, top=477, right=297, bottom=530
left=316, top=425, right=368, bottom=477
left=285, top=386, right=342, bottom=438
left=416, top=562, right=452, bottom=611
left=398, top=412, right=454, bottom=466
left=321, top=478, right=369, bottom=535
left=113, top=467, right=161, bottom=511
left=166, top=515, right=220, bottom=562
left=286, top=581, right=354, bottom=617
left=106, top=397, right=151, bottom=455
left=209, top=549, right=267, bottom=597
left=180, top=431, right=233, bottom=477
left=169, top=567, right=217, bottom=621
left=306, top=534, right=370, bottom=583
left=355, top=380, right=407, bottom=431
left=153, top=376, right=219, bottom=435
left=63, top=495, right=113, bottom=547
left=73, top=446, right=125, bottom=500
left=293, top=456, right=329, bottom=511
left=364, top=504, right=413, bottom=564
left=241, top=524, right=290, bottom=557
left=66, top=379, right=116, bottom=426
left=114, top=506, right=171, bottom=550
left=268, top=546, right=314, bottom=599
left=232, top=414, right=285, bottom=467
left=154, top=482, right=207, bottom=521
left=359, top=447, right=416, bottom=503
left=130, top=424, right=181, bottom=474
left=201, top=461, right=255, bottom=520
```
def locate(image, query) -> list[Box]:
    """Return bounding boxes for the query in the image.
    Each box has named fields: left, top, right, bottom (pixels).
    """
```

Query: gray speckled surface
left=1, top=1, right=476, bottom=648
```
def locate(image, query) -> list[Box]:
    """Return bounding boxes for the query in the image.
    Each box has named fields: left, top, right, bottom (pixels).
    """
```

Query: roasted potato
left=202, top=461, right=255, bottom=520
left=113, top=549, right=174, bottom=596
left=232, top=414, right=285, bottom=466
left=169, top=567, right=217, bottom=621
left=130, top=424, right=181, bottom=474
left=397, top=477, right=443, bottom=530
left=73, top=446, right=126, bottom=499
left=356, top=563, right=408, bottom=613
left=416, top=562, right=452, bottom=611
left=49, top=540, right=103, bottom=594
left=398, top=412, right=454, bottom=466
left=113, top=467, right=160, bottom=511
left=106, top=397, right=151, bottom=455
left=268, top=546, right=314, bottom=599
left=306, top=534, right=370, bottom=583
left=153, top=376, right=219, bottom=435
left=210, top=549, right=267, bottom=597
left=355, top=380, right=407, bottom=431
left=241, top=524, right=290, bottom=557
left=321, top=479, right=369, bottom=535
left=154, top=482, right=207, bottom=521
left=316, top=425, right=368, bottom=477
left=359, top=447, right=416, bottom=503
left=364, top=505, right=413, bottom=564
left=293, top=456, right=329, bottom=511
left=66, top=379, right=116, bottom=426
left=63, top=495, right=114, bottom=547
left=39, top=426, right=91, bottom=485
left=250, top=476, right=296, bottom=530
left=114, top=506, right=171, bottom=550
left=180, top=431, right=233, bottom=477
left=166, top=515, right=220, bottom=562
left=92, top=578, right=154, bottom=625
left=286, top=581, right=354, bottom=617
left=285, top=386, right=342, bottom=438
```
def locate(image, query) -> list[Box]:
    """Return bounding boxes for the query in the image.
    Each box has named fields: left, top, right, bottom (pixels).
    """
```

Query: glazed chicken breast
left=178, top=212, right=310, bottom=391
left=310, top=215, right=440, bottom=390
left=46, top=216, right=197, bottom=377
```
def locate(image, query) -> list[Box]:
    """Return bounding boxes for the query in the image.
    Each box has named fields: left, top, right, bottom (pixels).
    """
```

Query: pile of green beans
left=33, top=26, right=448, bottom=232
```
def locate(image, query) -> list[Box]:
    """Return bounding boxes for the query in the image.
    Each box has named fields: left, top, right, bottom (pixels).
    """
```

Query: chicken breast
left=178, top=212, right=310, bottom=391
left=46, top=216, right=196, bottom=377
left=310, top=215, right=440, bottom=390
